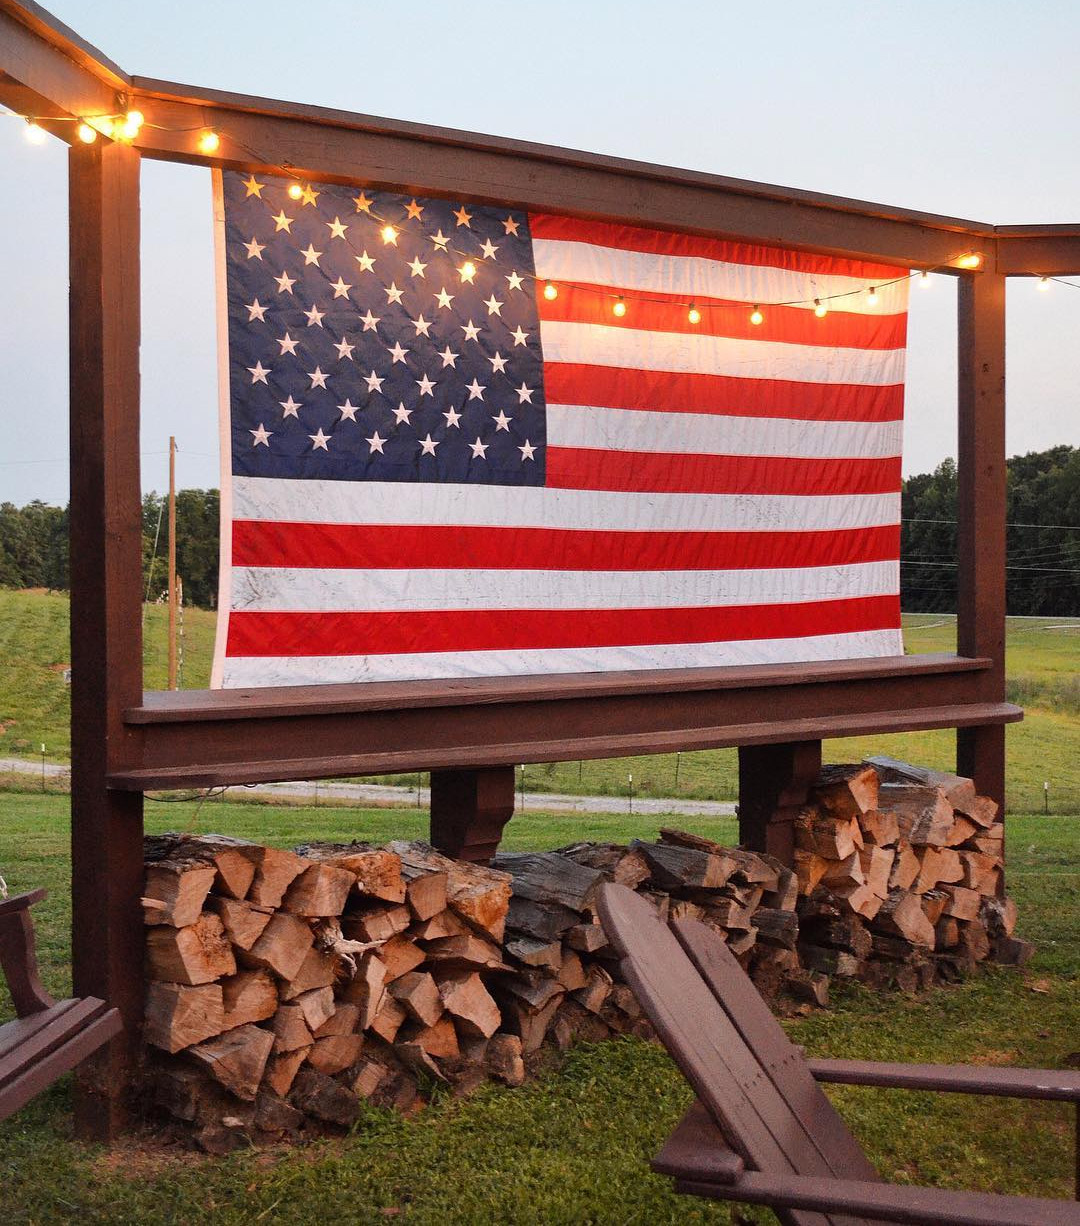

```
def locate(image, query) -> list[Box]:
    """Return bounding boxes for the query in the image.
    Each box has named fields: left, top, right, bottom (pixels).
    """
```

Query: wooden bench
left=0, top=889, right=122, bottom=1121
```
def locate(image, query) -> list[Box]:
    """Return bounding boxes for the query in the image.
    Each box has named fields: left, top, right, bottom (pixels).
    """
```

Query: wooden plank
left=807, top=1058, right=1080, bottom=1102
left=0, top=999, right=80, bottom=1061
left=67, top=134, right=145, bottom=1142
left=0, top=997, right=106, bottom=1084
left=956, top=270, right=1008, bottom=817
left=672, top=918, right=878, bottom=1184
left=0, top=896, right=53, bottom=1016
left=108, top=702, right=1022, bottom=791
left=651, top=1099, right=745, bottom=1184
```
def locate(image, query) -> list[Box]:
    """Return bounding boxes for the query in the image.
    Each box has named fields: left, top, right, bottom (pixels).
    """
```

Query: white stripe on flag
left=231, top=477, right=901, bottom=534
left=539, top=320, right=905, bottom=387
left=231, top=560, right=900, bottom=613
left=546, top=404, right=903, bottom=459
left=220, top=628, right=906, bottom=686
left=532, top=238, right=910, bottom=316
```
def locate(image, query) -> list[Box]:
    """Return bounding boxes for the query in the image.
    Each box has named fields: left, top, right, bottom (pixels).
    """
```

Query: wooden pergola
left=4, top=0, right=1079, bottom=1139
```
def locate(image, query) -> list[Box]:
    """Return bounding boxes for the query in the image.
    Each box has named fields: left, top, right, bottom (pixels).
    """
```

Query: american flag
left=212, top=169, right=908, bottom=688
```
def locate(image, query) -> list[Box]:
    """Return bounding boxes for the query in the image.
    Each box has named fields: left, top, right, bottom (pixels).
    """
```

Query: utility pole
left=168, top=436, right=177, bottom=690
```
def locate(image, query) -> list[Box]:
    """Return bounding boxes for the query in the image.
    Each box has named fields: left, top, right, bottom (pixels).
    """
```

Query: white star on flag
left=250, top=423, right=272, bottom=445
left=309, top=428, right=331, bottom=450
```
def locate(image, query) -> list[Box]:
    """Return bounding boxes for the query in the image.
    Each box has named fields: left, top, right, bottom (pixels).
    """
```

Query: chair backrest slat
left=599, top=884, right=861, bottom=1226
left=673, top=918, right=880, bottom=1184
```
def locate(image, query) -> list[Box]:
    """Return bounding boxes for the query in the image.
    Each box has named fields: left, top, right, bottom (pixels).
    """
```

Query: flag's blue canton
left=222, top=171, right=546, bottom=486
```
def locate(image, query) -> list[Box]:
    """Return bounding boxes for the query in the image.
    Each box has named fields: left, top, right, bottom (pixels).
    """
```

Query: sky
left=2, top=0, right=1079, bottom=506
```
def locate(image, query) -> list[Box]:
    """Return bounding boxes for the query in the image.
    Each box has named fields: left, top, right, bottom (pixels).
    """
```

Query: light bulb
left=613, top=297, right=627, bottom=317
left=118, top=110, right=143, bottom=140
left=919, top=271, right=931, bottom=287
left=288, top=183, right=304, bottom=200
left=1038, top=277, right=1051, bottom=292
left=749, top=306, right=764, bottom=326
left=543, top=281, right=558, bottom=301
left=958, top=253, right=982, bottom=269
left=24, top=121, right=46, bottom=145
left=77, top=122, right=97, bottom=144
left=814, top=299, right=827, bottom=318
left=197, top=130, right=220, bottom=154
left=867, top=287, right=879, bottom=306
left=381, top=224, right=397, bottom=244
left=687, top=304, right=701, bottom=325
left=460, top=260, right=476, bottom=281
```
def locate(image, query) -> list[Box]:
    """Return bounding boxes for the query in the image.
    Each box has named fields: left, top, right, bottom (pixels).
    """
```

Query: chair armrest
left=0, top=890, right=47, bottom=919
left=807, top=1057, right=1080, bottom=1103
left=651, top=1099, right=745, bottom=1185
left=673, top=1171, right=1080, bottom=1226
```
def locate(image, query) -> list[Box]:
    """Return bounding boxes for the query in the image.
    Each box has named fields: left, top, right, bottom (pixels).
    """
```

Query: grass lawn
left=3, top=591, right=1079, bottom=811
left=0, top=793, right=1077, bottom=1223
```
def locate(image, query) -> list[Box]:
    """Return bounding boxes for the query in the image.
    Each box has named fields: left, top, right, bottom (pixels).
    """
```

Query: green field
left=2, top=590, right=1078, bottom=811
left=0, top=794, right=1077, bottom=1222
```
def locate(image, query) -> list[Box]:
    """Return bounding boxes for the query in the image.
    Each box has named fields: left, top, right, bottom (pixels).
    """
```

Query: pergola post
left=956, top=269, right=1007, bottom=813
left=68, top=136, right=145, bottom=1141
left=737, top=742, right=823, bottom=866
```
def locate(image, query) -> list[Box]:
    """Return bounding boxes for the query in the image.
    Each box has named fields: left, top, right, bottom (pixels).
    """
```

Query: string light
left=919, top=271, right=931, bottom=287
left=613, top=297, right=627, bottom=317
left=1038, top=277, right=1051, bottom=291
left=957, top=252, right=982, bottom=269
left=24, top=121, right=46, bottom=145
left=866, top=286, right=879, bottom=306
left=287, top=182, right=304, bottom=200
left=76, top=122, right=97, bottom=144
left=459, top=260, right=477, bottom=282
left=380, top=224, right=398, bottom=244
left=118, top=109, right=144, bottom=140
left=543, top=281, right=558, bottom=301
left=813, top=298, right=827, bottom=318
left=687, top=304, right=701, bottom=325
left=197, top=130, right=221, bottom=154
left=750, top=305, right=764, bottom=326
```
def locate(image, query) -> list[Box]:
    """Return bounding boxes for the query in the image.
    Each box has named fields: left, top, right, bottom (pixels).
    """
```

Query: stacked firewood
left=139, top=757, right=1023, bottom=1150
left=794, top=757, right=1027, bottom=992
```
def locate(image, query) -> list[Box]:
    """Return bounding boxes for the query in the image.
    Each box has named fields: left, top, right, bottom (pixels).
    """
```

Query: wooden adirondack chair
left=596, top=882, right=1080, bottom=1226
left=0, top=888, right=122, bottom=1121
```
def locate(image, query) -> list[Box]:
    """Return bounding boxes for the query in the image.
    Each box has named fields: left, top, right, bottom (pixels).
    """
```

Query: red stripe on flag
left=529, top=213, right=905, bottom=282
left=546, top=448, right=901, bottom=497
left=226, top=595, right=900, bottom=658
left=537, top=284, right=907, bottom=351
left=231, top=521, right=901, bottom=572
left=543, top=363, right=904, bottom=422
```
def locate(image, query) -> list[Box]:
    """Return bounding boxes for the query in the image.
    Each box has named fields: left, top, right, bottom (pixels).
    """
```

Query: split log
left=858, top=845, right=895, bottom=898
left=912, top=847, right=962, bottom=894
left=668, top=899, right=704, bottom=923
left=758, top=855, right=798, bottom=911
left=402, top=1015, right=460, bottom=1060
left=785, top=969, right=829, bottom=1007
left=799, top=914, right=872, bottom=959
left=400, top=864, right=448, bottom=921
left=703, top=898, right=753, bottom=931
left=828, top=882, right=882, bottom=921
left=146, top=912, right=237, bottom=985
left=945, top=815, right=979, bottom=847
left=423, top=933, right=510, bottom=972
left=341, top=904, right=411, bottom=944
left=957, top=919, right=991, bottom=962
left=242, top=911, right=314, bottom=981
left=247, top=846, right=310, bottom=909
left=506, top=896, right=579, bottom=942
left=821, top=852, right=864, bottom=890
left=389, top=971, right=444, bottom=1027
left=143, top=861, right=217, bottom=929
left=872, top=891, right=936, bottom=949
left=298, top=842, right=406, bottom=903
left=486, top=1033, right=525, bottom=1086
left=811, top=763, right=879, bottom=818
left=395, top=1040, right=447, bottom=1084
left=864, top=756, right=978, bottom=812
left=349, top=1055, right=391, bottom=1099
left=494, top=851, right=604, bottom=912
left=634, top=841, right=735, bottom=890
left=499, top=994, right=564, bottom=1054
left=288, top=1069, right=360, bottom=1127
left=221, top=970, right=278, bottom=1029
left=877, top=783, right=953, bottom=846
left=145, top=983, right=225, bottom=1053
left=279, top=946, right=338, bottom=1001
left=858, top=809, right=900, bottom=848
left=390, top=842, right=512, bottom=941
left=505, top=934, right=563, bottom=970
left=254, top=1091, right=304, bottom=1138
left=497, top=969, right=565, bottom=1013
left=557, top=842, right=652, bottom=889
left=960, top=851, right=1002, bottom=895
left=795, top=811, right=861, bottom=860
left=958, top=793, right=999, bottom=829
left=315, top=1004, right=362, bottom=1038
left=436, top=971, right=501, bottom=1039
left=920, top=890, right=949, bottom=926
left=294, top=986, right=336, bottom=1034
left=282, top=862, right=356, bottom=917
left=572, top=964, right=613, bottom=1015
left=566, top=922, right=609, bottom=954
left=887, top=842, right=921, bottom=892
left=308, top=1035, right=365, bottom=1076
left=935, top=916, right=960, bottom=948
left=188, top=1023, right=275, bottom=1101
left=799, top=946, right=862, bottom=978
left=269, top=1003, right=314, bottom=1054
left=940, top=884, right=982, bottom=921
left=368, top=995, right=408, bottom=1044
left=793, top=850, right=830, bottom=895
left=262, top=1046, right=310, bottom=1097
left=981, top=895, right=1018, bottom=938
left=557, top=948, right=587, bottom=991
left=145, top=833, right=262, bottom=901
left=378, top=934, right=427, bottom=982
left=339, top=952, right=386, bottom=1027
left=210, top=897, right=272, bottom=952
left=750, top=908, right=798, bottom=950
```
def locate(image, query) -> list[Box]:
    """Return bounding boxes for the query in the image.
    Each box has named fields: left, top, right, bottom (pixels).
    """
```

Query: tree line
left=1, top=445, right=1078, bottom=614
